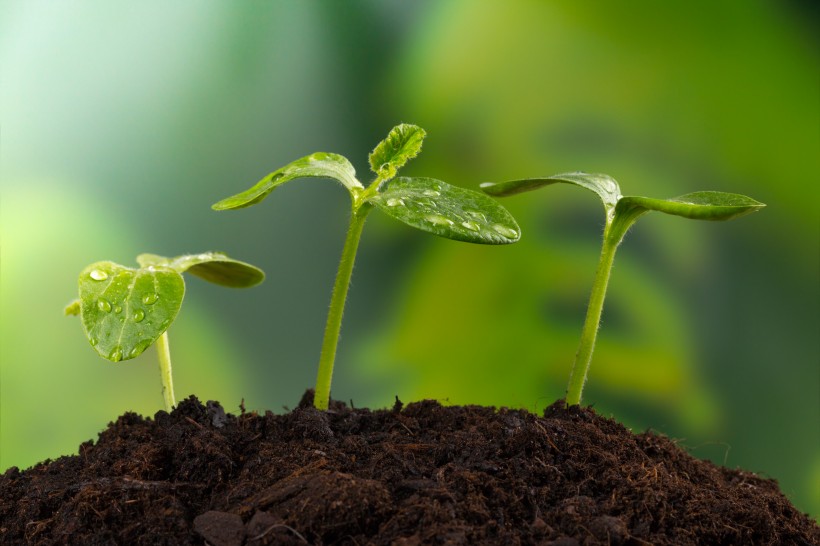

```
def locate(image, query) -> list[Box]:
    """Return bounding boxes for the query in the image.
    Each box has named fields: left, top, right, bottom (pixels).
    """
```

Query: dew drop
left=134, top=309, right=146, bottom=322
left=89, top=337, right=98, bottom=347
left=465, top=210, right=487, bottom=222
left=425, top=214, right=454, bottom=226
left=109, top=347, right=123, bottom=362
left=89, top=269, right=108, bottom=281
left=421, top=189, right=440, bottom=197
left=114, top=305, right=122, bottom=314
left=461, top=221, right=480, bottom=232
left=97, top=298, right=112, bottom=313
left=129, top=339, right=152, bottom=358
left=492, top=224, right=519, bottom=238
left=142, top=293, right=159, bottom=305
left=386, top=198, right=405, bottom=207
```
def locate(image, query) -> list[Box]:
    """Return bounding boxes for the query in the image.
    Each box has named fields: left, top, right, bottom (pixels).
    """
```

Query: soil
left=1, top=392, right=817, bottom=545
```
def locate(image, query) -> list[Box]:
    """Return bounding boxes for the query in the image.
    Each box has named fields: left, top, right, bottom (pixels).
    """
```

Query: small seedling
left=481, top=172, right=764, bottom=406
left=213, top=124, right=520, bottom=410
left=66, top=252, right=264, bottom=411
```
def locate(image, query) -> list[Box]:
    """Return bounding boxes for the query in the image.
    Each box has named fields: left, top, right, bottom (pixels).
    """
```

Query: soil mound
left=2, top=393, right=817, bottom=545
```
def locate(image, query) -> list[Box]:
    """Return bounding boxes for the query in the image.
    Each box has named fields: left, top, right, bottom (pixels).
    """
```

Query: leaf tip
left=64, top=299, right=81, bottom=316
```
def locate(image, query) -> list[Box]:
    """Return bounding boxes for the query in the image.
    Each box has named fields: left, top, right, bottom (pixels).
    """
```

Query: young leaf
left=78, top=261, right=185, bottom=362
left=212, top=152, right=362, bottom=211
left=64, top=299, right=81, bottom=316
left=136, top=252, right=265, bottom=288
left=481, top=172, right=622, bottom=213
left=368, top=177, right=521, bottom=244
left=368, top=124, right=426, bottom=183
left=616, top=191, right=766, bottom=222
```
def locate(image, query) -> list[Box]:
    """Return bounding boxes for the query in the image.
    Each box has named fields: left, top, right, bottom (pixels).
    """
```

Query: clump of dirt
left=1, top=392, right=817, bottom=545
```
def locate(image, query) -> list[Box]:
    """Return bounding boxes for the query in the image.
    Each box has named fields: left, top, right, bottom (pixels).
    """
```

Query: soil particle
left=1, top=393, right=817, bottom=545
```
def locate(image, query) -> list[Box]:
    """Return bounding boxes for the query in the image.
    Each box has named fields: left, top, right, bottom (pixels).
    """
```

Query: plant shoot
left=213, top=124, right=520, bottom=410
left=481, top=172, right=764, bottom=406
left=66, top=252, right=264, bottom=411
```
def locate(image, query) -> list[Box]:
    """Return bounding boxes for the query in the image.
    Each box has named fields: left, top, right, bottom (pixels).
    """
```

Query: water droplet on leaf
left=89, top=337, right=98, bottom=346
left=109, top=347, right=123, bottom=362
left=134, top=309, right=145, bottom=323
left=425, top=214, right=454, bottom=226
left=114, top=306, right=122, bottom=314
left=465, top=210, right=487, bottom=222
left=421, top=189, right=440, bottom=197
left=461, top=221, right=480, bottom=231
left=491, top=224, right=518, bottom=238
left=89, top=269, right=108, bottom=281
left=386, top=198, right=405, bottom=207
left=129, top=339, right=153, bottom=358
left=142, top=293, right=159, bottom=305
left=97, top=298, right=112, bottom=313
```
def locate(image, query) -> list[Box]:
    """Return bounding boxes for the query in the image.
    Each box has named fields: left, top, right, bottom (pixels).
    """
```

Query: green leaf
left=212, top=152, right=362, bottom=211
left=481, top=172, right=622, bottom=212
left=368, top=124, right=426, bottom=182
left=368, top=177, right=521, bottom=244
left=64, top=299, right=81, bottom=316
left=617, top=191, right=766, bottom=221
left=136, top=252, right=265, bottom=288
left=78, top=261, right=185, bottom=362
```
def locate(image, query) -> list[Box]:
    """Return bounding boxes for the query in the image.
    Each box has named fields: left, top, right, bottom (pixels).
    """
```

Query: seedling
left=66, top=252, right=264, bottom=411
left=481, top=173, right=764, bottom=406
left=213, top=124, right=520, bottom=410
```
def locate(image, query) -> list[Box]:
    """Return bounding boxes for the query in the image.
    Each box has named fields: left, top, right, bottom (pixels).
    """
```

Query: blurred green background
left=1, top=0, right=817, bottom=518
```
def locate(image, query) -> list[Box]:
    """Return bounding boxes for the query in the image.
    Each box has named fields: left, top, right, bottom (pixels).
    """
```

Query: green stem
left=156, top=331, right=176, bottom=412
left=565, top=226, right=620, bottom=406
left=314, top=205, right=371, bottom=410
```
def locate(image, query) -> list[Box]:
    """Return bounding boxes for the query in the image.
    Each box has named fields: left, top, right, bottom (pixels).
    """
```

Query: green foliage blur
left=1, top=1, right=817, bottom=518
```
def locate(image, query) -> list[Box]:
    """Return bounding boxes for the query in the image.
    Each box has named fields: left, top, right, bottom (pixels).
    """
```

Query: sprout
left=213, top=124, right=520, bottom=409
left=482, top=172, right=764, bottom=406
left=66, top=252, right=264, bottom=411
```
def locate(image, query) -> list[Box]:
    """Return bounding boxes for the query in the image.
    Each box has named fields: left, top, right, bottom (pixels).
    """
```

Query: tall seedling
left=213, top=124, right=520, bottom=409
left=481, top=173, right=764, bottom=406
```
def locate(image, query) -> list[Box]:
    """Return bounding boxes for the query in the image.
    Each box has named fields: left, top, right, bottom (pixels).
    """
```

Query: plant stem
left=156, top=331, right=176, bottom=412
left=565, top=228, right=620, bottom=406
left=314, top=206, right=371, bottom=410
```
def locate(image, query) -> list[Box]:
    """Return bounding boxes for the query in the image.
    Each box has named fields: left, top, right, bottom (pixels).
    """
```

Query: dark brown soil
left=1, top=392, right=817, bottom=545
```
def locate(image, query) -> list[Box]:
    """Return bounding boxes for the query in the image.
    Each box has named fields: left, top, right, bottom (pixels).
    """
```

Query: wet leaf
left=212, top=152, right=361, bottom=211
left=616, top=191, right=766, bottom=221
left=136, top=252, right=265, bottom=288
left=368, top=124, right=426, bottom=182
left=481, top=172, right=622, bottom=212
left=77, top=261, right=185, bottom=362
left=368, top=177, right=520, bottom=244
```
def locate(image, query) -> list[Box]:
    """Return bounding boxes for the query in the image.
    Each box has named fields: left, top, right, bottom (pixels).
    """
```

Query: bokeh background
left=2, top=0, right=817, bottom=518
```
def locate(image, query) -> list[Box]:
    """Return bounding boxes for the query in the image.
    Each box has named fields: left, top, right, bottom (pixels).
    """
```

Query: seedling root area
left=2, top=394, right=816, bottom=544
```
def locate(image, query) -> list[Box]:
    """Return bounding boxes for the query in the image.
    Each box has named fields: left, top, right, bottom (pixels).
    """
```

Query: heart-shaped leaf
left=617, top=191, right=766, bottom=221
left=368, top=124, right=426, bottom=183
left=136, top=252, right=265, bottom=288
left=481, top=172, right=622, bottom=213
left=212, top=152, right=362, bottom=211
left=368, top=177, right=521, bottom=244
left=78, top=261, right=185, bottom=362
